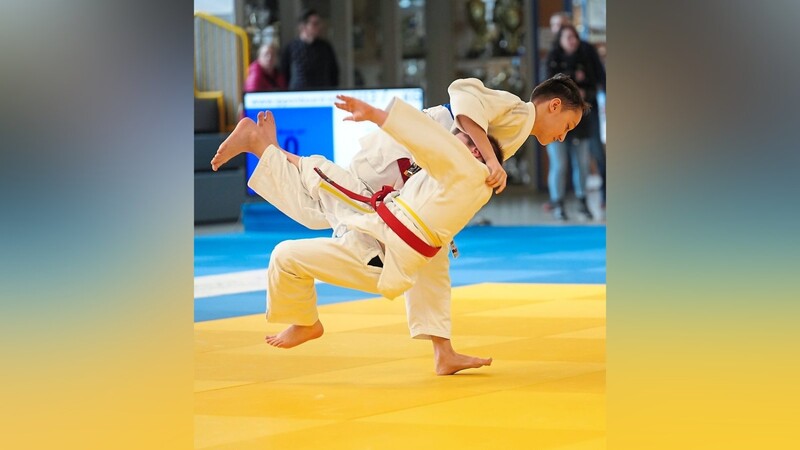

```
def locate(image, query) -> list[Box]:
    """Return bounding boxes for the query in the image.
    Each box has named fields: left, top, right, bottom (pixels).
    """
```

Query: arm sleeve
left=381, top=98, right=483, bottom=184
left=447, top=78, right=491, bottom=133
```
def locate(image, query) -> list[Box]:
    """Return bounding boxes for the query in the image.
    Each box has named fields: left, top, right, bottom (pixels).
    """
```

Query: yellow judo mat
left=195, top=283, right=606, bottom=449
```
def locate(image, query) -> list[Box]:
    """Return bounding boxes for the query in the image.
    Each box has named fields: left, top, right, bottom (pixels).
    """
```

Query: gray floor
left=470, top=174, right=605, bottom=226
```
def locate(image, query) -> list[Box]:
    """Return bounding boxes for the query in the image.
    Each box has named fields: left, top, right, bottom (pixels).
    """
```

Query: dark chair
left=194, top=97, right=245, bottom=224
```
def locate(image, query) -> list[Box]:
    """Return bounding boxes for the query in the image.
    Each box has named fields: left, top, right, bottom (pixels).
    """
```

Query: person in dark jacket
left=545, top=24, right=606, bottom=220
left=280, top=8, right=339, bottom=90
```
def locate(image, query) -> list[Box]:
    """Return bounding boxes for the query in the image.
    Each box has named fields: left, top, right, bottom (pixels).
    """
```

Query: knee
left=269, top=241, right=304, bottom=270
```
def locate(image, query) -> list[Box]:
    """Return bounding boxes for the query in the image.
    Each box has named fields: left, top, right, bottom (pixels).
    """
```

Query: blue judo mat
left=194, top=225, right=606, bottom=322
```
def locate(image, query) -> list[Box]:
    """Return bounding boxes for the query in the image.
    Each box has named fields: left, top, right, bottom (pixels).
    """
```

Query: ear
left=550, top=98, right=562, bottom=112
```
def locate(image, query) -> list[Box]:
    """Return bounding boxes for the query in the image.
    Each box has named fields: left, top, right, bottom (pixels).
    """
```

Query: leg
left=405, top=252, right=492, bottom=375
left=248, top=149, right=373, bottom=231
left=546, top=142, right=568, bottom=220
left=569, top=138, right=591, bottom=199
left=570, top=138, right=593, bottom=219
left=265, top=233, right=382, bottom=348
left=589, top=136, right=606, bottom=206
left=210, top=110, right=278, bottom=171
left=404, top=251, right=452, bottom=340
left=586, top=109, right=606, bottom=206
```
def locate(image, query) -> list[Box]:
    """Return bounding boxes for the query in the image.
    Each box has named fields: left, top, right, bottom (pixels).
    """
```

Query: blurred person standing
left=245, top=43, right=287, bottom=92
left=281, top=8, right=339, bottom=90
left=544, top=23, right=605, bottom=221
left=549, top=11, right=571, bottom=35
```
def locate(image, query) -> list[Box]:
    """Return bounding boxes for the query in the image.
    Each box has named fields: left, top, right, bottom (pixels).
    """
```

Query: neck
left=531, top=101, right=546, bottom=136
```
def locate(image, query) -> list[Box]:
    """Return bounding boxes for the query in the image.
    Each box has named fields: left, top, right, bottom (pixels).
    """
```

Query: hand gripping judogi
left=260, top=98, right=492, bottom=331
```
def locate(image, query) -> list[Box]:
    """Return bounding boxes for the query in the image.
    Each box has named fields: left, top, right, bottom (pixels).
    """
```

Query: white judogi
left=448, top=78, right=536, bottom=161
left=343, top=98, right=492, bottom=299
left=249, top=105, right=458, bottom=339
left=250, top=79, right=533, bottom=339
left=347, top=104, right=454, bottom=195
left=249, top=143, right=454, bottom=339
left=260, top=98, right=492, bottom=332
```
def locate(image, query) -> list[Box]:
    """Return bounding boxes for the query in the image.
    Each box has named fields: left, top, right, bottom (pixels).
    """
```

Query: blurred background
left=193, top=0, right=607, bottom=229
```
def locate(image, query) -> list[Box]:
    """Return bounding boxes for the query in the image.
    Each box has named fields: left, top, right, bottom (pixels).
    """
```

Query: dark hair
left=453, top=129, right=505, bottom=163
left=530, top=73, right=591, bottom=116
left=552, top=24, right=581, bottom=52
left=487, top=135, right=503, bottom=163
left=298, top=8, right=319, bottom=24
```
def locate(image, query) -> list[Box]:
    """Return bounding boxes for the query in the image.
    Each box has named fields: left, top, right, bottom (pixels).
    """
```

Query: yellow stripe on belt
left=393, top=196, right=442, bottom=247
left=318, top=183, right=375, bottom=214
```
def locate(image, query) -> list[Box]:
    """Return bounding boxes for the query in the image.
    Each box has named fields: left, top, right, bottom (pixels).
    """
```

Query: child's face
left=536, top=105, right=582, bottom=145
left=455, top=132, right=484, bottom=162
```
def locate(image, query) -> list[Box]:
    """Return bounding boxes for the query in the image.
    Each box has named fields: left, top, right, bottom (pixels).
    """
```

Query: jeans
left=589, top=136, right=606, bottom=203
left=547, top=137, right=590, bottom=203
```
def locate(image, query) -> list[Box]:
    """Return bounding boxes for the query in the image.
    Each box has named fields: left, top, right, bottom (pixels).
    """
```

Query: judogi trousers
left=249, top=145, right=452, bottom=339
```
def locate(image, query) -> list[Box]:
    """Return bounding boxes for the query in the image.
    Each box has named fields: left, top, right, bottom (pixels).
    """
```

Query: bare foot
left=210, top=116, right=267, bottom=171
left=431, top=336, right=492, bottom=375
left=265, top=320, right=324, bottom=349
left=435, top=352, right=492, bottom=375
left=255, top=110, right=279, bottom=149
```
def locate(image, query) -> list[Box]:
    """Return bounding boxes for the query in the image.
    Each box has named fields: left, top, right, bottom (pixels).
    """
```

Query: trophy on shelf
left=401, top=9, right=425, bottom=58
left=493, top=0, right=523, bottom=56
left=465, top=0, right=495, bottom=58
left=244, top=1, right=277, bottom=55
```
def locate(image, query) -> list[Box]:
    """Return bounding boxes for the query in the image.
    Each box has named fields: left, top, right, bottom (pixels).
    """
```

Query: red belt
left=314, top=167, right=440, bottom=258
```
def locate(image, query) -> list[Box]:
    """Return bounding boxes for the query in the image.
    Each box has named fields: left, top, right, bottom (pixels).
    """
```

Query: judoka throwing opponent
left=212, top=97, right=509, bottom=373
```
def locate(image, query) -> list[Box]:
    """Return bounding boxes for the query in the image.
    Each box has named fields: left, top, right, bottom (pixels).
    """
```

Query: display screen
left=242, top=88, right=424, bottom=195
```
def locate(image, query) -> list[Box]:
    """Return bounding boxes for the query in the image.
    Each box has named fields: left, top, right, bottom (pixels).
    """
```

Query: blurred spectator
left=545, top=24, right=605, bottom=221
left=245, top=43, right=287, bottom=92
left=281, top=8, right=339, bottom=90
left=549, top=11, right=571, bottom=35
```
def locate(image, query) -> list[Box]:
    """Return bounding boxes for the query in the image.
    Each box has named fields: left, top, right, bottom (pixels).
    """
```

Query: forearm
left=457, top=114, right=499, bottom=165
left=368, top=106, right=388, bottom=127
left=381, top=99, right=480, bottom=181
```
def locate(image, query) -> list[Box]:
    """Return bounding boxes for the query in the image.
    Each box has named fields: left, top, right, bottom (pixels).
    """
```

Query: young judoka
left=211, top=76, right=588, bottom=374
left=210, top=92, right=586, bottom=374
left=447, top=73, right=586, bottom=193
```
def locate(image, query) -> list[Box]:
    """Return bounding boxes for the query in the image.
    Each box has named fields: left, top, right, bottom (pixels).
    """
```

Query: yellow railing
left=194, top=12, right=250, bottom=131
